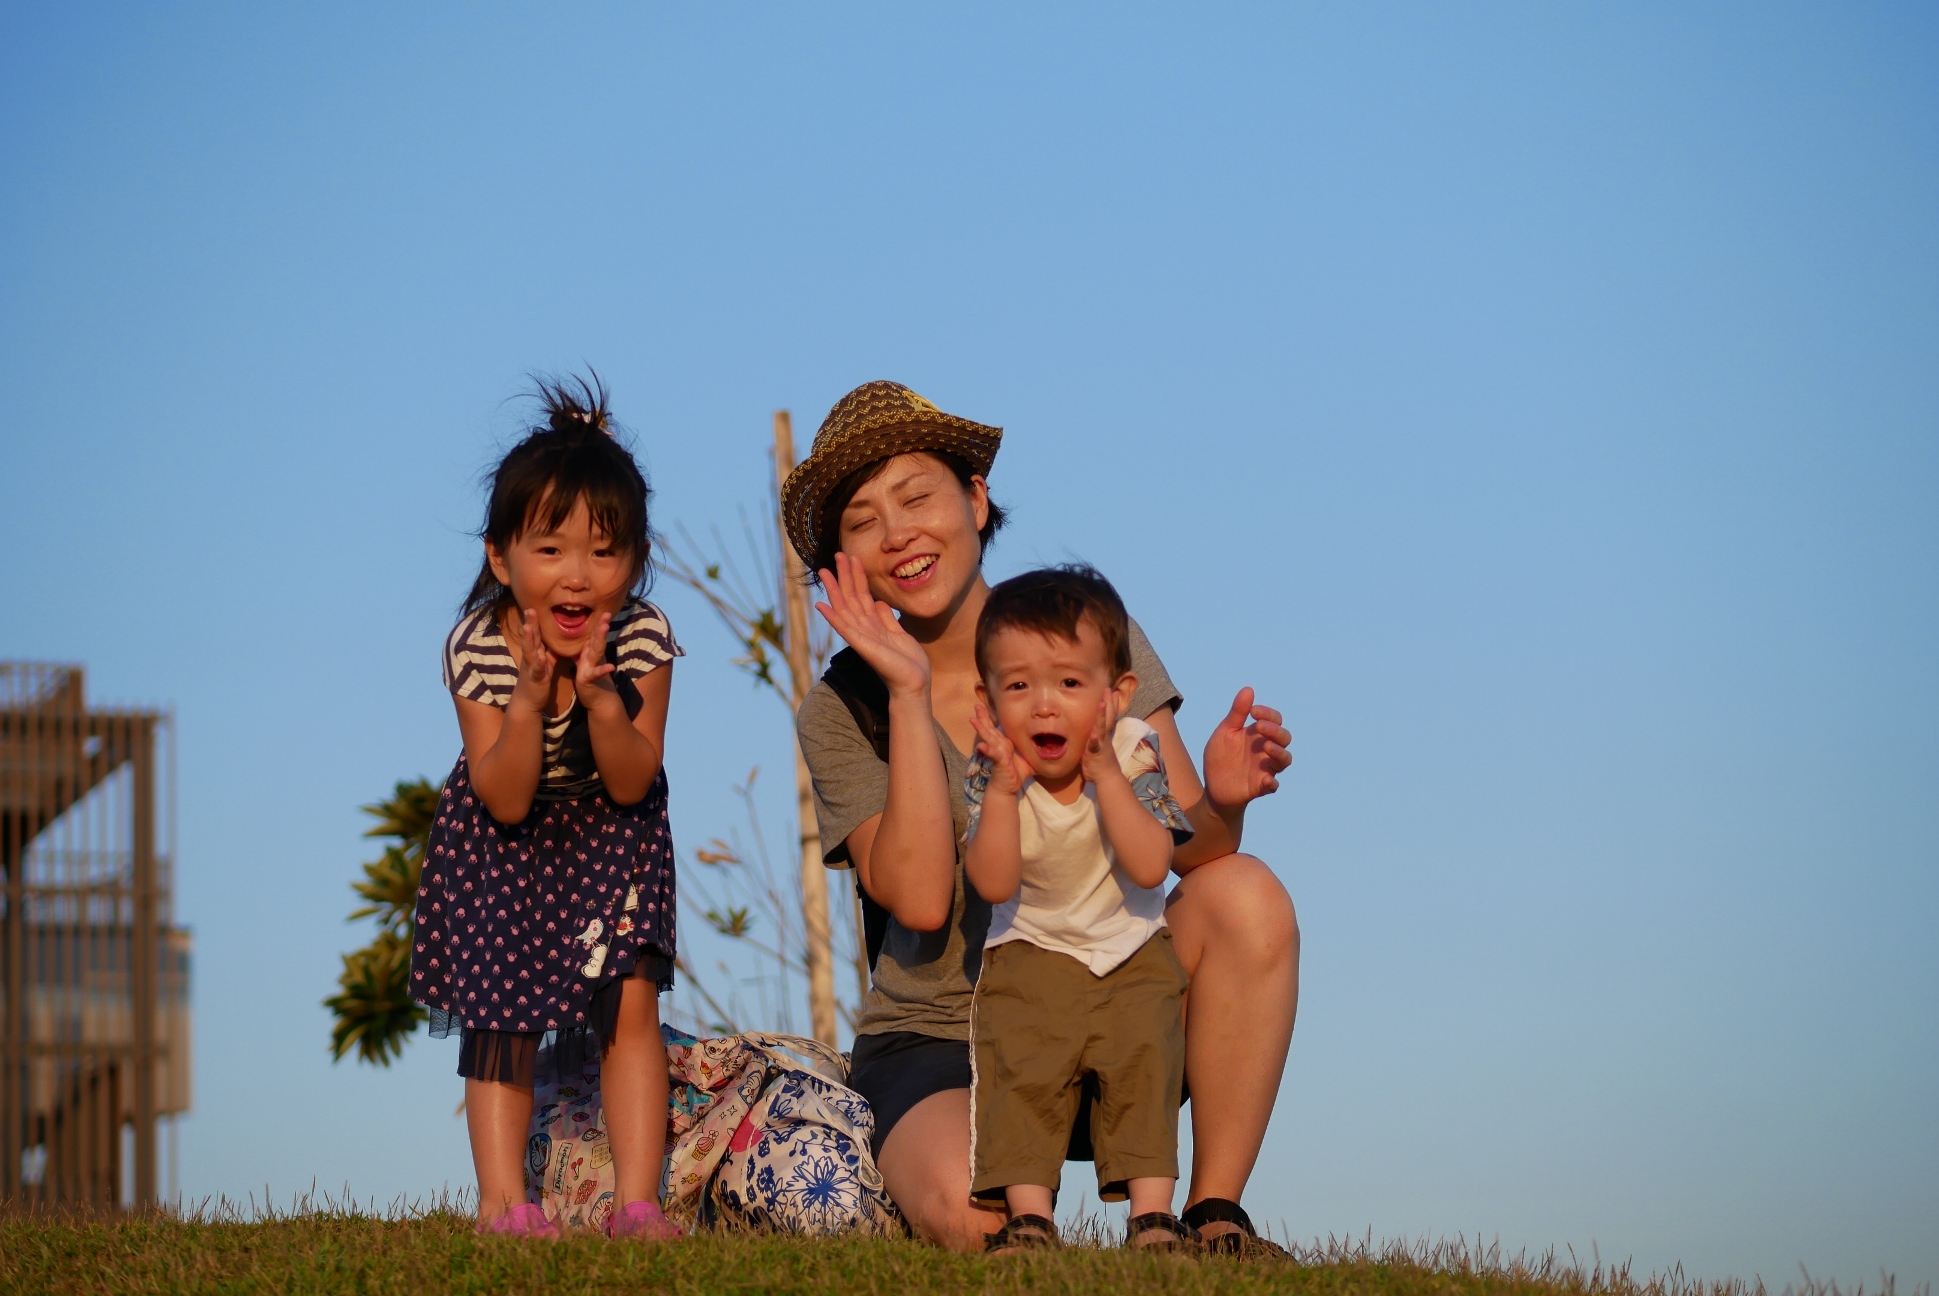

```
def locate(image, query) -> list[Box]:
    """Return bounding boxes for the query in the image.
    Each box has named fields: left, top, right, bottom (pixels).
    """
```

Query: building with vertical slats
left=1, top=662, right=191, bottom=1208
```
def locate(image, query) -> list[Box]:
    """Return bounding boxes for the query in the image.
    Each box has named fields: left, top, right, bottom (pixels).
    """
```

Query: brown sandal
left=985, top=1214, right=1061, bottom=1255
left=1125, top=1211, right=1201, bottom=1254
left=1180, top=1198, right=1293, bottom=1261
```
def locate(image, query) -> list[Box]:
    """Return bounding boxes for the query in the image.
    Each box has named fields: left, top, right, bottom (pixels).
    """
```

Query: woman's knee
left=1175, top=853, right=1299, bottom=964
left=877, top=1092, right=1002, bottom=1250
left=917, top=1197, right=1005, bottom=1252
left=884, top=1163, right=999, bottom=1251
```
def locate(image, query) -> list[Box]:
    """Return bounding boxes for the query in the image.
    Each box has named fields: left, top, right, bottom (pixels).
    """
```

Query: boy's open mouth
left=1031, top=733, right=1068, bottom=761
left=551, top=604, right=593, bottom=637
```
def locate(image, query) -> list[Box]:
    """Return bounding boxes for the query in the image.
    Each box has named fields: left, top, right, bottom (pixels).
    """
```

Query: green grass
left=0, top=1204, right=1860, bottom=1296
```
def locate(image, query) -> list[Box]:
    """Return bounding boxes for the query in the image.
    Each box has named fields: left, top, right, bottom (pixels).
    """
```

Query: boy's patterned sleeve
left=963, top=751, right=993, bottom=843
left=1126, top=731, right=1194, bottom=845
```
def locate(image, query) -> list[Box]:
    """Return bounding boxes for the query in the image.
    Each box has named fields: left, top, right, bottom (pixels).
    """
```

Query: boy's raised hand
left=572, top=610, right=623, bottom=715
left=970, top=702, right=1033, bottom=796
left=1079, top=690, right=1128, bottom=787
left=813, top=552, right=931, bottom=698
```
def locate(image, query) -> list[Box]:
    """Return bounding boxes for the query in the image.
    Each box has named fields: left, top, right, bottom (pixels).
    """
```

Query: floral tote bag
left=524, top=1027, right=902, bottom=1237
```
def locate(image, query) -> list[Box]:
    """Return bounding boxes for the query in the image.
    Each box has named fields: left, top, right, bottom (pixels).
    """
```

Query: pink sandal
left=477, top=1203, right=558, bottom=1237
left=607, top=1199, right=684, bottom=1241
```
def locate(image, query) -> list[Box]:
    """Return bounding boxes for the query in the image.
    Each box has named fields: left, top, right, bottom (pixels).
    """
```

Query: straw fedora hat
left=781, top=380, right=1002, bottom=569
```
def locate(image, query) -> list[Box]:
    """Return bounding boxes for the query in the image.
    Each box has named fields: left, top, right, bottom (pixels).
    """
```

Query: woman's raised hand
left=1201, top=687, right=1292, bottom=810
left=572, top=611, right=622, bottom=715
left=814, top=552, right=931, bottom=697
left=969, top=702, right=1033, bottom=795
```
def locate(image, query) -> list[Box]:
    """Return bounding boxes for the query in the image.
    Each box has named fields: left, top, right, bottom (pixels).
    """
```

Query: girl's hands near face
left=510, top=609, right=556, bottom=710
left=1201, top=687, right=1292, bottom=810
left=970, top=702, right=1033, bottom=796
left=572, top=611, right=623, bottom=716
left=814, top=552, right=932, bottom=698
left=1079, top=690, right=1129, bottom=787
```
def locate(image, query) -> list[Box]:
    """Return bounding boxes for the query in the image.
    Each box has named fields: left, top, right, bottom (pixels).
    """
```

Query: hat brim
left=782, top=416, right=1002, bottom=572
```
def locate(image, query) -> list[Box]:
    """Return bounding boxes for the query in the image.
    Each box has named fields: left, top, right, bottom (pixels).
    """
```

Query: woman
left=787, top=381, right=1299, bottom=1254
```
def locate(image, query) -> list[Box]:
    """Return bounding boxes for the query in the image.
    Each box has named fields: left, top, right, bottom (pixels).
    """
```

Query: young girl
left=411, top=375, right=683, bottom=1240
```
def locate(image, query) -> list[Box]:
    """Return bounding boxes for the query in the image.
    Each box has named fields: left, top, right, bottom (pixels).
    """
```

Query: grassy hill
left=0, top=1205, right=1803, bottom=1296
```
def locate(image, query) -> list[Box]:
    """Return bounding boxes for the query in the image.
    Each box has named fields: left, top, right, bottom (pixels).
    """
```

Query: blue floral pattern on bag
left=708, top=1067, right=900, bottom=1237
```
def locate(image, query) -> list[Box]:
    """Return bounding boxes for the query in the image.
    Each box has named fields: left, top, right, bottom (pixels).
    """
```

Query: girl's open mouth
left=551, top=604, right=593, bottom=637
left=1031, top=733, right=1068, bottom=760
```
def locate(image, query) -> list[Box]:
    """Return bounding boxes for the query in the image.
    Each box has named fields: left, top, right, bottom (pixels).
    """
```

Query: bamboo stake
left=773, top=412, right=838, bottom=1047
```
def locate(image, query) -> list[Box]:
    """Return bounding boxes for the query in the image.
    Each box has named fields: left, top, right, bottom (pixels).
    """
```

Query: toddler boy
left=964, top=564, right=1196, bottom=1252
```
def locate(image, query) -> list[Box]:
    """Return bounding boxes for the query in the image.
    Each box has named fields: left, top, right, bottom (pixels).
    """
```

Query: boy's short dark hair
left=975, top=564, right=1132, bottom=682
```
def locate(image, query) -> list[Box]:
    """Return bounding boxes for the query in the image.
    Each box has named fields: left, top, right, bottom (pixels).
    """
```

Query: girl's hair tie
left=548, top=406, right=611, bottom=436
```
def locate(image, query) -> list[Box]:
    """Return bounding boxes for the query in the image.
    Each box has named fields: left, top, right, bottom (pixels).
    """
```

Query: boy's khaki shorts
left=969, top=930, right=1187, bottom=1203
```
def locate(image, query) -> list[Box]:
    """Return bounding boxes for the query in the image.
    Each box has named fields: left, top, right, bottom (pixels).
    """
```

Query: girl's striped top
left=441, top=598, right=683, bottom=800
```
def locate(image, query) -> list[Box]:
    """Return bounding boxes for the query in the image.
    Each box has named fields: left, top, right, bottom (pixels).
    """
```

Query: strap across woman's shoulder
left=819, top=647, right=891, bottom=763
left=815, top=647, right=894, bottom=970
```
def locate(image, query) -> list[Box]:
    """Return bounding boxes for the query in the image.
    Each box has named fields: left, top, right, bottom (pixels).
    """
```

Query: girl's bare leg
left=466, top=1077, right=535, bottom=1223
left=600, top=974, right=670, bottom=1207
left=875, top=1089, right=1006, bottom=1251
left=1164, top=852, right=1300, bottom=1240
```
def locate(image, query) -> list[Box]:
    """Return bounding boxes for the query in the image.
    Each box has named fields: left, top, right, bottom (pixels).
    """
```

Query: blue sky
left=2, top=2, right=1933, bottom=1286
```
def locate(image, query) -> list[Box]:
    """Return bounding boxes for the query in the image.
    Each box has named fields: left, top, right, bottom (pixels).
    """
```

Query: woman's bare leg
left=601, top=975, right=671, bottom=1207
left=466, top=1077, right=535, bottom=1223
left=875, top=1089, right=1006, bottom=1251
left=1165, top=852, right=1300, bottom=1238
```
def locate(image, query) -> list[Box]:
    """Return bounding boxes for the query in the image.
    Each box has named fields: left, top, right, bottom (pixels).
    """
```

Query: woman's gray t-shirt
left=794, top=620, right=1182, bottom=1042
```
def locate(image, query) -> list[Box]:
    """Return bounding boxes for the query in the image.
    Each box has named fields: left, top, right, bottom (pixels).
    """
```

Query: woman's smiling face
left=836, top=453, right=990, bottom=623
left=486, top=493, right=637, bottom=658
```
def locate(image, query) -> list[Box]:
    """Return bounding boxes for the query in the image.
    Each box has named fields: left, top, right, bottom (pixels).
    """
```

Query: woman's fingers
left=1217, top=687, right=1257, bottom=733
left=1248, top=717, right=1295, bottom=748
left=835, top=553, right=873, bottom=620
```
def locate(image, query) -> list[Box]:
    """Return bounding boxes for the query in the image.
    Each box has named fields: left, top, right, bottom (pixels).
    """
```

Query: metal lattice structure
left=1, top=663, right=191, bottom=1208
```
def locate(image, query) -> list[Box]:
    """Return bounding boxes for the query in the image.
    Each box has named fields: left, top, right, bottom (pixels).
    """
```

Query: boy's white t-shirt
left=965, top=716, right=1194, bottom=977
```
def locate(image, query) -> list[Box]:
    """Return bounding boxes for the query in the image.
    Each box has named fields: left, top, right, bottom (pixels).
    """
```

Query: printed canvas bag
left=708, top=1062, right=902, bottom=1236
left=524, top=1027, right=902, bottom=1236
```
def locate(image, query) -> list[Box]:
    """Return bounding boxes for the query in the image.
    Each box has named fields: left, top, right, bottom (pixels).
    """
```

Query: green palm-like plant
left=325, top=778, right=438, bottom=1065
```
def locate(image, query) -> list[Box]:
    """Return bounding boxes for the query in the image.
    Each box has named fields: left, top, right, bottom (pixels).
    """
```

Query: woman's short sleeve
left=612, top=600, right=684, bottom=679
left=1127, top=618, right=1183, bottom=719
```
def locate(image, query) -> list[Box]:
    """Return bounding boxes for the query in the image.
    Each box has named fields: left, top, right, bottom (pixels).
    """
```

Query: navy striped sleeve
left=444, top=608, right=517, bottom=707
left=610, top=599, right=683, bottom=680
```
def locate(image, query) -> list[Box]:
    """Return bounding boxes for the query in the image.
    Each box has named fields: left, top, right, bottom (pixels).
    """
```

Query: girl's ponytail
left=541, top=375, right=613, bottom=437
